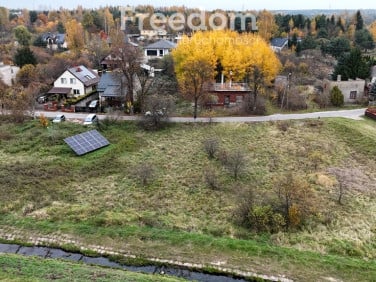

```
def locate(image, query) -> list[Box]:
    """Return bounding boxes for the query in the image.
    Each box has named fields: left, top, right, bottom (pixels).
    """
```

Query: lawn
left=0, top=253, right=185, bottom=282
left=1, top=116, right=376, bottom=281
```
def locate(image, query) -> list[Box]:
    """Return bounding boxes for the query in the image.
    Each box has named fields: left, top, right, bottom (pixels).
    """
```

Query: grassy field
left=1, top=116, right=376, bottom=281
left=0, top=253, right=185, bottom=281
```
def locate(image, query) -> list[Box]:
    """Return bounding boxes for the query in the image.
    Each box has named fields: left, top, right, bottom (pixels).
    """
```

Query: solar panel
left=64, top=130, right=110, bottom=155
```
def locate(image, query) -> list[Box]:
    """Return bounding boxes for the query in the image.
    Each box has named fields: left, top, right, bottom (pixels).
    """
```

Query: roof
left=271, top=38, right=288, bottom=48
left=102, top=85, right=122, bottom=97
left=47, top=87, right=72, bottom=94
left=97, top=72, right=121, bottom=92
left=67, top=65, right=100, bottom=87
left=144, top=39, right=176, bottom=50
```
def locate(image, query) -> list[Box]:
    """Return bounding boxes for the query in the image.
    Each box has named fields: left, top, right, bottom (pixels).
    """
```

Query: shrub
left=133, top=163, right=155, bottom=186
left=203, top=137, right=220, bottom=159
left=248, top=205, right=285, bottom=233
left=222, top=149, right=247, bottom=180
left=330, top=86, right=344, bottom=107
left=203, top=166, right=220, bottom=190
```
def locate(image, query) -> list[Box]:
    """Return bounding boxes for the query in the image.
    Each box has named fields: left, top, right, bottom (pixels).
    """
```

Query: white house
left=144, top=39, right=176, bottom=59
left=323, top=76, right=366, bottom=103
left=48, top=65, right=100, bottom=98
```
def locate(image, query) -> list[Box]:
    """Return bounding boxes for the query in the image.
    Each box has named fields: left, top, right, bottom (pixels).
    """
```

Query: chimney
left=76, top=66, right=82, bottom=72
left=337, top=75, right=341, bottom=82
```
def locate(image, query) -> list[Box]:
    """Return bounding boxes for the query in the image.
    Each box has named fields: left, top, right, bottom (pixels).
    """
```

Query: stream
left=0, top=243, right=256, bottom=282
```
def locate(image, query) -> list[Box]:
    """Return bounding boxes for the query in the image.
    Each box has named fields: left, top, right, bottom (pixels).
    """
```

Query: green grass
left=2, top=117, right=376, bottom=281
left=0, top=253, right=186, bottom=282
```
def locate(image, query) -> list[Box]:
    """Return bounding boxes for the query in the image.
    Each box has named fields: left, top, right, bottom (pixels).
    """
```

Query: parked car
left=52, top=114, right=66, bottom=123
left=36, top=95, right=47, bottom=104
left=83, top=114, right=98, bottom=125
left=88, top=100, right=99, bottom=112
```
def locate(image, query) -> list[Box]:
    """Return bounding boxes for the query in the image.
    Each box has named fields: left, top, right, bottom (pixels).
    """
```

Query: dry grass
left=2, top=118, right=376, bottom=280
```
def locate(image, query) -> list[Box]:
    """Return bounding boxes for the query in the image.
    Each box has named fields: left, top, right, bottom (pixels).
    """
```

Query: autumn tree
left=13, top=25, right=32, bottom=46
left=16, top=64, right=38, bottom=87
left=86, top=34, right=110, bottom=69
left=112, top=40, right=144, bottom=105
left=257, top=10, right=278, bottom=41
left=172, top=32, right=216, bottom=119
left=65, top=19, right=85, bottom=53
left=274, top=173, right=316, bottom=230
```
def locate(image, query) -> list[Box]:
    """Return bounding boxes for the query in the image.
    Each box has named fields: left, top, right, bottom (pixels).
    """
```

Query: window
left=60, top=78, right=67, bottom=84
left=146, top=50, right=158, bottom=56
left=73, top=89, right=80, bottom=95
left=70, top=78, right=76, bottom=84
left=350, top=91, right=357, bottom=99
left=159, top=49, right=164, bottom=56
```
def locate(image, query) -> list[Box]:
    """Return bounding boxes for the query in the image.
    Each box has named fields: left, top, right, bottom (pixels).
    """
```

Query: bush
left=133, top=163, right=155, bottom=186
left=203, top=137, right=220, bottom=159
left=203, top=166, right=220, bottom=190
left=222, top=149, right=247, bottom=180
left=248, top=205, right=285, bottom=233
left=330, top=86, right=344, bottom=107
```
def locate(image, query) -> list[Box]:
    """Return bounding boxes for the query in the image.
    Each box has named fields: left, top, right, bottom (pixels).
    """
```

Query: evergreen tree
left=333, top=48, right=369, bottom=81
left=355, top=10, right=364, bottom=30
left=355, top=29, right=375, bottom=51
left=330, top=86, right=344, bottom=107
left=14, top=47, right=37, bottom=68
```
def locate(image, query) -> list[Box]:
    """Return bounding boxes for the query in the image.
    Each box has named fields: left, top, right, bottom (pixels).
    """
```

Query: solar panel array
left=64, top=130, right=110, bottom=155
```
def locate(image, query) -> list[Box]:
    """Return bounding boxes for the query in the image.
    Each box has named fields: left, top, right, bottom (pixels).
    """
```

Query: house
left=140, top=29, right=168, bottom=40
left=97, top=72, right=124, bottom=109
left=42, top=33, right=67, bottom=50
left=0, top=62, right=19, bottom=86
left=47, top=65, right=100, bottom=99
left=270, top=38, right=288, bottom=52
left=144, top=39, right=176, bottom=59
left=323, top=76, right=366, bottom=103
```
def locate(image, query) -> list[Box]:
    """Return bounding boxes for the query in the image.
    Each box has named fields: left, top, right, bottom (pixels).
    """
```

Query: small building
left=323, top=76, right=366, bottom=103
left=270, top=38, right=288, bottom=52
left=48, top=65, right=100, bottom=99
left=42, top=33, right=67, bottom=50
left=144, top=39, right=176, bottom=59
left=0, top=62, right=19, bottom=86
left=207, top=82, right=250, bottom=108
left=97, top=72, right=124, bottom=109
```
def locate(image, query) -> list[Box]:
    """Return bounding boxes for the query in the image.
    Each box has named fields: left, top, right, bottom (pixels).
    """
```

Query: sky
left=3, top=0, right=376, bottom=11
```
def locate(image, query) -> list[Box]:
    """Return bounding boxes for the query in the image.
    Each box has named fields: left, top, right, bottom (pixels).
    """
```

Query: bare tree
left=179, top=59, right=213, bottom=119
left=112, top=41, right=144, bottom=104
left=222, top=149, right=247, bottom=180
left=140, top=94, right=175, bottom=130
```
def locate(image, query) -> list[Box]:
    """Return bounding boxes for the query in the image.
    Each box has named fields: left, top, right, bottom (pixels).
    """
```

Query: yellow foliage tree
left=257, top=10, right=278, bottom=41
left=173, top=30, right=281, bottom=115
left=65, top=19, right=85, bottom=53
left=369, top=21, right=376, bottom=41
left=173, top=32, right=217, bottom=118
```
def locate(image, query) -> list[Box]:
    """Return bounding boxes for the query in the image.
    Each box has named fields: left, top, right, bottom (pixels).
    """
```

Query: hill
left=1, top=116, right=376, bottom=281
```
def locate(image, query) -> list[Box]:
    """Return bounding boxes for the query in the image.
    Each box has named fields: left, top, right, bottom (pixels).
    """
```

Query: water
left=0, top=243, right=254, bottom=282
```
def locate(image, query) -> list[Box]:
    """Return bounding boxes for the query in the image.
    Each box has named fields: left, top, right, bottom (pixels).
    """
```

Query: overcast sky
left=4, top=0, right=376, bottom=11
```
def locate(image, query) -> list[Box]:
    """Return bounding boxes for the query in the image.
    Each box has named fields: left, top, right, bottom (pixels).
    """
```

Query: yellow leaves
left=369, top=21, right=376, bottom=41
left=173, top=30, right=281, bottom=87
left=65, top=19, right=85, bottom=52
